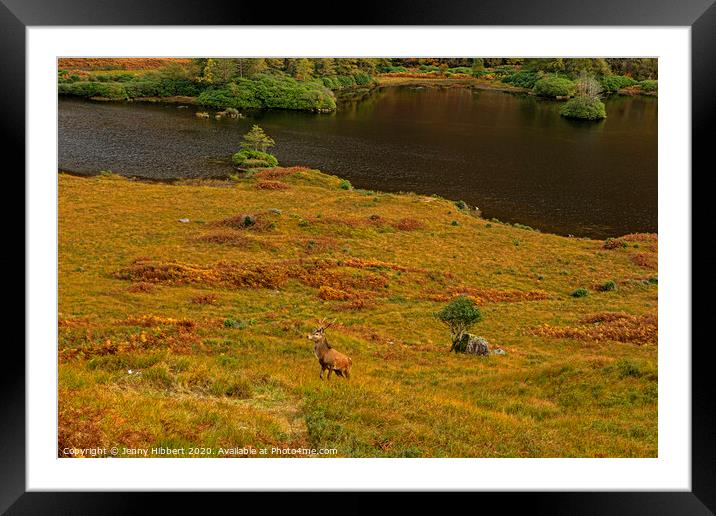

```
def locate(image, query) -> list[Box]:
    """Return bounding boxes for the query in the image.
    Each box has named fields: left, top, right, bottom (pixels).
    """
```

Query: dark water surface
left=58, top=87, right=657, bottom=238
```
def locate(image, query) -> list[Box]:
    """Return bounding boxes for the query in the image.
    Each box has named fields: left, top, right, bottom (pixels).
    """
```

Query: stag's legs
left=320, top=366, right=325, bottom=379
left=327, top=368, right=333, bottom=380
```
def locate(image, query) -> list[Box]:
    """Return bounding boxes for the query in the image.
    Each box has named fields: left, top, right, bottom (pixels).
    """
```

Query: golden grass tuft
left=212, top=212, right=277, bottom=232
left=190, top=293, right=219, bottom=305
left=427, top=287, right=550, bottom=304
left=127, top=282, right=155, bottom=293
left=532, top=313, right=657, bottom=345
left=621, top=233, right=658, bottom=242
left=391, top=218, right=425, bottom=231
left=194, top=230, right=253, bottom=247
left=318, top=285, right=357, bottom=301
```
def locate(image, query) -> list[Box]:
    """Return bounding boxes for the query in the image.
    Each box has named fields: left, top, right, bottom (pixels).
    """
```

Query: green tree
left=265, top=58, right=286, bottom=72
left=436, top=296, right=483, bottom=352
left=564, top=58, right=610, bottom=78
left=335, top=58, right=360, bottom=76
left=316, top=58, right=336, bottom=76
left=159, top=61, right=190, bottom=80
left=240, top=125, right=275, bottom=152
left=292, top=58, right=315, bottom=81
left=200, top=58, right=236, bottom=84
left=471, top=58, right=485, bottom=72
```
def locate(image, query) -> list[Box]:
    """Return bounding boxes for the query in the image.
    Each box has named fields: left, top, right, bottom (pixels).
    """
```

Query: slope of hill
left=58, top=169, right=658, bottom=458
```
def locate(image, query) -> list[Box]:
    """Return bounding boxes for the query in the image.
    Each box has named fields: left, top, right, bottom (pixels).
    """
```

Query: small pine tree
left=240, top=125, right=275, bottom=152
left=436, top=296, right=483, bottom=352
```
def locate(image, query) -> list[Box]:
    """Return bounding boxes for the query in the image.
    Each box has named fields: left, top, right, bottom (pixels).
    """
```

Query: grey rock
left=178, top=218, right=190, bottom=223
left=455, top=334, right=490, bottom=356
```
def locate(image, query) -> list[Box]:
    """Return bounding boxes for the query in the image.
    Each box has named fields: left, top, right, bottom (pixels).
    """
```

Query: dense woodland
left=58, top=57, right=658, bottom=115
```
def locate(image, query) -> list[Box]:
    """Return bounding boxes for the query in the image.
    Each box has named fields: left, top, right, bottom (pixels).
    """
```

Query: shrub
left=600, top=280, right=617, bottom=292
left=533, top=76, right=575, bottom=97
left=603, top=237, right=627, bottom=249
left=454, top=200, right=468, bottom=210
left=210, top=373, right=252, bottom=398
left=58, top=81, right=127, bottom=100
left=353, top=72, right=372, bottom=86
left=436, top=296, right=483, bottom=352
left=197, top=75, right=336, bottom=112
left=560, top=96, right=607, bottom=120
left=339, top=179, right=352, bottom=190
left=240, top=125, right=275, bottom=152
left=418, top=65, right=441, bottom=73
left=571, top=288, right=589, bottom=298
left=600, top=75, right=637, bottom=93
left=639, top=79, right=658, bottom=92
left=615, top=359, right=644, bottom=379
left=503, top=70, right=539, bottom=89
left=231, top=149, right=279, bottom=169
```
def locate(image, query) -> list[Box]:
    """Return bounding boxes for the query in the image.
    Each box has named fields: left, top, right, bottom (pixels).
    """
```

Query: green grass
left=58, top=168, right=658, bottom=458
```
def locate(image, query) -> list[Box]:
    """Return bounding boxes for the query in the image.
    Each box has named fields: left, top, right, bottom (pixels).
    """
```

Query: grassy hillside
left=58, top=169, right=658, bottom=458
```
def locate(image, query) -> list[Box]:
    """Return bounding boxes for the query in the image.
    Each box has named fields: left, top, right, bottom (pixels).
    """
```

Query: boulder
left=454, top=334, right=489, bottom=355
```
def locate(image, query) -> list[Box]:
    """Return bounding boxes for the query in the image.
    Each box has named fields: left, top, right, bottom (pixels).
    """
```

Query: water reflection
left=58, top=87, right=657, bottom=238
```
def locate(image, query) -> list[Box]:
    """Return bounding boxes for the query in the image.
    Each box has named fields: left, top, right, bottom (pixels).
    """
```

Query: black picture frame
left=4, top=0, right=714, bottom=513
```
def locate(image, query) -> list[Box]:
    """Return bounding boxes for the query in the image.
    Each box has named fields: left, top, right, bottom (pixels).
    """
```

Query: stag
left=307, top=319, right=352, bottom=380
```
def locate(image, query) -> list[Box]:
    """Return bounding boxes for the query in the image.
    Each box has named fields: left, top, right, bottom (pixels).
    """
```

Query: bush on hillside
left=503, top=70, right=540, bottom=89
left=639, top=80, right=658, bottom=92
left=600, top=75, right=637, bottom=93
left=533, top=76, right=575, bottom=97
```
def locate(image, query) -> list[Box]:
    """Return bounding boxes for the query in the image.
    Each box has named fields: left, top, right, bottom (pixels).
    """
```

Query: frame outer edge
left=691, top=1, right=716, bottom=513
left=0, top=0, right=27, bottom=514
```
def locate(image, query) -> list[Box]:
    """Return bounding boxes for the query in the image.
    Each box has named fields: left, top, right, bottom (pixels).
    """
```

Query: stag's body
left=308, top=322, right=352, bottom=380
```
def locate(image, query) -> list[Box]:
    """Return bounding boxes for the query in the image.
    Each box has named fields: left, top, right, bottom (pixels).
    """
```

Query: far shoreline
left=63, top=76, right=657, bottom=108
